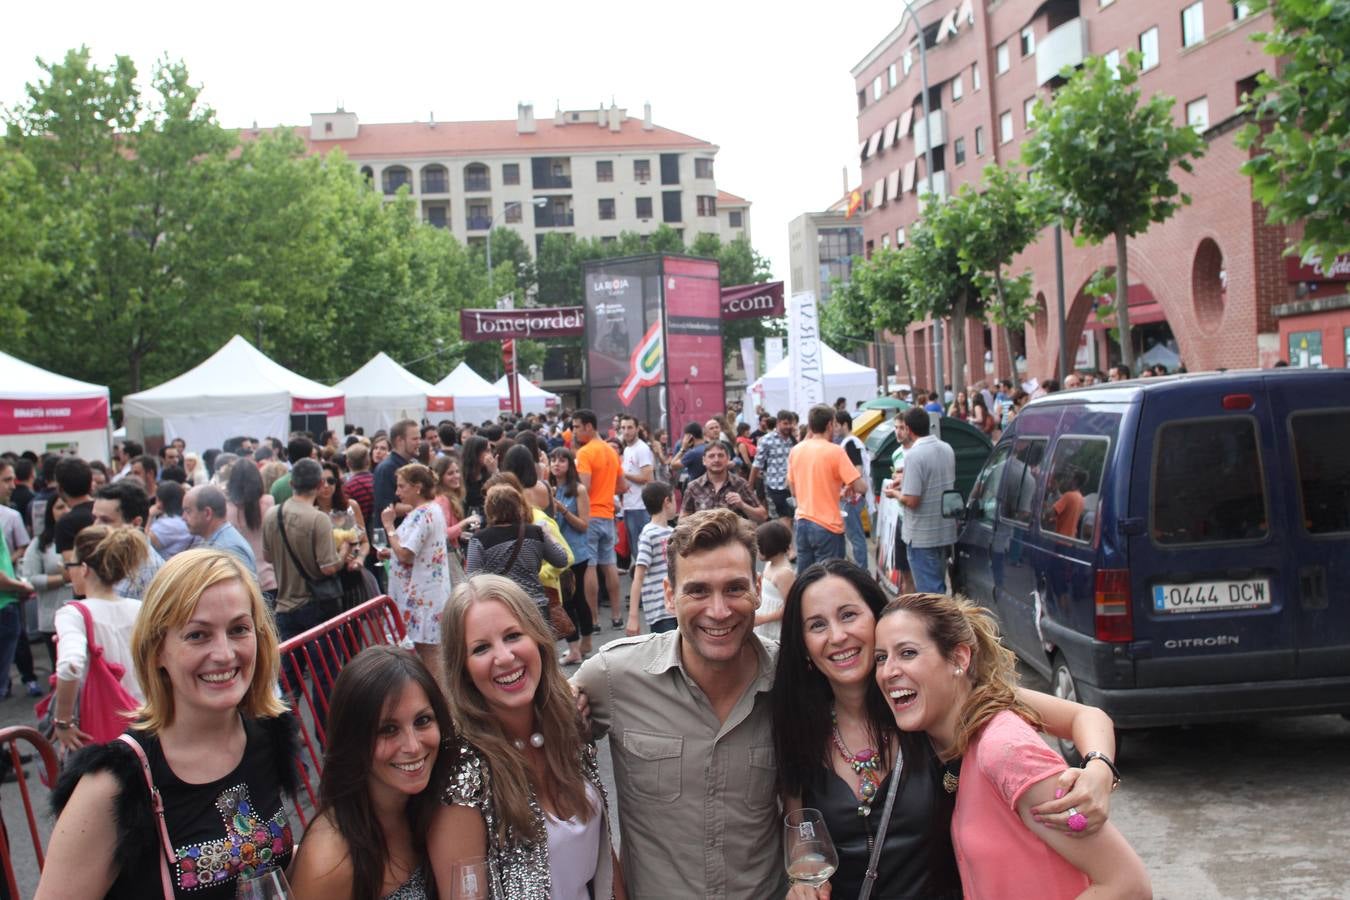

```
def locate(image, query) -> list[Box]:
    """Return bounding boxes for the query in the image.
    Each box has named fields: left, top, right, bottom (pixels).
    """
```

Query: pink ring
left=1067, top=812, right=1088, bottom=832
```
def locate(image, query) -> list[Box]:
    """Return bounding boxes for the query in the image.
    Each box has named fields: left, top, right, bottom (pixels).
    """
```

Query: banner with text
left=720, top=281, right=784, bottom=320
left=0, top=396, right=109, bottom=436
left=459, top=307, right=586, bottom=341
left=787, top=291, right=825, bottom=417
left=764, top=337, right=785, bottom=371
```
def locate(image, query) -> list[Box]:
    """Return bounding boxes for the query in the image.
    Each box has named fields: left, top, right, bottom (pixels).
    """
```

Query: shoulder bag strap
left=499, top=523, right=526, bottom=576
left=117, top=733, right=177, bottom=900
left=70, top=600, right=97, bottom=648
left=858, top=745, right=904, bottom=900
left=275, top=500, right=318, bottom=584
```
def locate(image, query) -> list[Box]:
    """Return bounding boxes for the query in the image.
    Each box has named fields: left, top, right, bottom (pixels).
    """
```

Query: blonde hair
left=73, top=526, right=148, bottom=587
left=131, top=548, right=287, bottom=733
left=259, top=461, right=288, bottom=494
left=440, top=574, right=591, bottom=843
left=880, top=592, right=1040, bottom=761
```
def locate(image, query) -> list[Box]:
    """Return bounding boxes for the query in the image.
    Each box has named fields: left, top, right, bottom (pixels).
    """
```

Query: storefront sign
left=0, top=396, right=108, bottom=435
left=720, top=281, right=785, bottom=320
left=1287, top=253, right=1350, bottom=282
left=459, top=307, right=586, bottom=341
left=291, top=397, right=345, bottom=415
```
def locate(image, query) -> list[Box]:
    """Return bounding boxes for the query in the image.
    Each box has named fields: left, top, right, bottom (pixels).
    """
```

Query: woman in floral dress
left=381, top=463, right=450, bottom=680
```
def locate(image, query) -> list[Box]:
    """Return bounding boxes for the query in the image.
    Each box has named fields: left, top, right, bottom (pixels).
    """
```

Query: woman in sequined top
left=428, top=574, right=625, bottom=900
left=290, top=646, right=454, bottom=899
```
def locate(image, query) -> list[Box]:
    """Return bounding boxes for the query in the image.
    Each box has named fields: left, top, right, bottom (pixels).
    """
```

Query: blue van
left=948, top=369, right=1350, bottom=749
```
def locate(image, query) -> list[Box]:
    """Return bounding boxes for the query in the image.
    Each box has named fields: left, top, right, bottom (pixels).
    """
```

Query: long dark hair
left=502, top=444, right=539, bottom=489
left=225, top=460, right=265, bottom=532
left=549, top=447, right=579, bottom=498
left=770, top=559, right=901, bottom=799
left=461, top=436, right=492, bottom=491
left=320, top=461, right=348, bottom=511
left=316, top=646, right=454, bottom=900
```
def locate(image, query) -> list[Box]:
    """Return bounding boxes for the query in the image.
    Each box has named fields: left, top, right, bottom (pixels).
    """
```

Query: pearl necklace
left=511, top=732, right=545, bottom=751
left=831, top=707, right=881, bottom=817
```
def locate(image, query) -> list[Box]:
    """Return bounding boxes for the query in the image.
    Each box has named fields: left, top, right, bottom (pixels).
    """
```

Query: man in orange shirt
left=786, top=405, right=870, bottom=574
left=574, top=408, right=628, bottom=629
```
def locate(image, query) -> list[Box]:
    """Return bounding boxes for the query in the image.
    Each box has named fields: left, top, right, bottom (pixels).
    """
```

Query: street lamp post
left=487, top=197, right=549, bottom=294
left=898, top=0, right=944, bottom=398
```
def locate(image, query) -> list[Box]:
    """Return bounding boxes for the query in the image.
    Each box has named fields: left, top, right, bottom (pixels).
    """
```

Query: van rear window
left=1152, top=418, right=1267, bottom=545
left=1291, top=411, right=1350, bottom=535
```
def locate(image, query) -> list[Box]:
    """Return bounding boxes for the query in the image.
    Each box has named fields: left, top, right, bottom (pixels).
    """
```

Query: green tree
left=1238, top=0, right=1350, bottom=268
left=824, top=249, right=916, bottom=385
left=947, top=164, right=1047, bottom=377
left=906, top=199, right=984, bottom=396
left=0, top=149, right=54, bottom=337
left=1022, top=52, right=1205, bottom=369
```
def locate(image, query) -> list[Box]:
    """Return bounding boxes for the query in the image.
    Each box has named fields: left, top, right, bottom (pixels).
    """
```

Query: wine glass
left=783, top=808, right=838, bottom=889
left=372, top=527, right=390, bottom=563
left=451, top=858, right=489, bottom=899
left=235, top=865, right=292, bottom=899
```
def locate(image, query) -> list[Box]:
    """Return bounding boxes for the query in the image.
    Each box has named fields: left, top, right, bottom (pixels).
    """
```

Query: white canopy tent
left=494, top=374, right=561, bottom=415
left=429, top=362, right=504, bottom=426
left=748, top=343, right=879, bottom=418
left=123, top=335, right=345, bottom=452
left=0, top=352, right=111, bottom=462
left=335, top=352, right=434, bottom=434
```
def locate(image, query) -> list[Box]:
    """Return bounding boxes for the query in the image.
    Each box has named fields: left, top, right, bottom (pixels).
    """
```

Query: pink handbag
left=34, top=601, right=139, bottom=743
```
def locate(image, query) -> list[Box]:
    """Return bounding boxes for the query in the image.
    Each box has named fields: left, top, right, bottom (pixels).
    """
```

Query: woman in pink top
left=875, top=593, right=1151, bottom=900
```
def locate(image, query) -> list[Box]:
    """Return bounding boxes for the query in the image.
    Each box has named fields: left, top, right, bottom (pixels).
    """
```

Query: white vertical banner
left=739, top=337, right=758, bottom=381
left=764, top=337, right=785, bottom=371
left=787, top=291, right=826, bottom=418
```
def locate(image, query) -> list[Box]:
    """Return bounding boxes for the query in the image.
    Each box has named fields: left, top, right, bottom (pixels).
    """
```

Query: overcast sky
left=2, top=0, right=903, bottom=286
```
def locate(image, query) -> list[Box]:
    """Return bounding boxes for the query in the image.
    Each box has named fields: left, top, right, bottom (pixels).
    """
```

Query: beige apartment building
left=295, top=103, right=750, bottom=255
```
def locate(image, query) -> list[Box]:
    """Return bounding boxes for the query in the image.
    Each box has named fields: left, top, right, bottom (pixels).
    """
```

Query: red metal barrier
left=277, top=594, right=406, bottom=826
left=0, top=726, right=59, bottom=899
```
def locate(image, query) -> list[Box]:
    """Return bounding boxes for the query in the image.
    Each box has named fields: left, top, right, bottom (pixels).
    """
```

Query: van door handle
left=1118, top=517, right=1146, bottom=536
left=1299, top=565, right=1328, bottom=610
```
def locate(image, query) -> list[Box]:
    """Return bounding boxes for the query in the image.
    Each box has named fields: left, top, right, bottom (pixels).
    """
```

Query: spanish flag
left=845, top=189, right=863, bottom=219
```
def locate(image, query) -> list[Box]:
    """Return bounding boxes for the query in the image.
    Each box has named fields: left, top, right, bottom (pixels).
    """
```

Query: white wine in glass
left=451, top=858, right=489, bottom=900
left=784, top=808, right=838, bottom=889
left=235, top=866, right=292, bottom=899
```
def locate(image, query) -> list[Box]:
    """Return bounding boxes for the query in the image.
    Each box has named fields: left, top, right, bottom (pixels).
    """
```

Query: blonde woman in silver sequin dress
left=428, top=575, right=625, bottom=900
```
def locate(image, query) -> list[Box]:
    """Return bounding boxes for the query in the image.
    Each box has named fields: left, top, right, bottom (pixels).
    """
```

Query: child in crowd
left=753, top=520, right=794, bottom=641
left=625, top=481, right=677, bottom=636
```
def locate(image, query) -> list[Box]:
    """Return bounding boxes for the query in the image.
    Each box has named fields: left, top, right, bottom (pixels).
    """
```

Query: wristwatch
left=1081, top=751, right=1121, bottom=791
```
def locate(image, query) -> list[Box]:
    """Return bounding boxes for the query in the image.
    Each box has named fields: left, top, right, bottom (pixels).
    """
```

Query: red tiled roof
left=258, top=117, right=716, bottom=160
left=717, top=189, right=750, bottom=206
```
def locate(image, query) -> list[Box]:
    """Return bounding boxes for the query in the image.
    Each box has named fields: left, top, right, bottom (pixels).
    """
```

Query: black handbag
left=276, top=500, right=345, bottom=612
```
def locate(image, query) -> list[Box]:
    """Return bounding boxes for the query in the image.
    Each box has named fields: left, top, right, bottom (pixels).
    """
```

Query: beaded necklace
left=830, top=706, right=882, bottom=818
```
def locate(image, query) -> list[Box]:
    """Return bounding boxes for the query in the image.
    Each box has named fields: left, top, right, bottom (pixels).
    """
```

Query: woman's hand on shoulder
left=287, top=815, right=353, bottom=899
left=1030, top=760, right=1113, bottom=836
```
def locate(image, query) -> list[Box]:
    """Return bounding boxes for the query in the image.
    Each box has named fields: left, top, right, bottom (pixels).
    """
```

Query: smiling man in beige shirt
left=573, top=508, right=784, bottom=899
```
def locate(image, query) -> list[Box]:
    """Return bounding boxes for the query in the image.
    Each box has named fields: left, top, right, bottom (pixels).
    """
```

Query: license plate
left=1153, top=579, right=1272, bottom=613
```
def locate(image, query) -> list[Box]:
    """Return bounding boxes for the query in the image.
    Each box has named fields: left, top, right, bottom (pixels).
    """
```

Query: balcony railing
left=421, top=176, right=449, bottom=194
left=534, top=174, right=573, bottom=190
left=534, top=210, right=575, bottom=228
left=464, top=176, right=491, bottom=192
left=466, top=215, right=492, bottom=231
left=1037, top=19, right=1088, bottom=86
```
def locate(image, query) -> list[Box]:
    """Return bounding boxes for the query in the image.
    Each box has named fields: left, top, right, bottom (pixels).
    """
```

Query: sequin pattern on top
left=175, top=784, right=293, bottom=891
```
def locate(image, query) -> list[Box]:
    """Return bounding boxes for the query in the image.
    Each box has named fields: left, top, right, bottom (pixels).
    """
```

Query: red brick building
left=850, top=0, right=1345, bottom=385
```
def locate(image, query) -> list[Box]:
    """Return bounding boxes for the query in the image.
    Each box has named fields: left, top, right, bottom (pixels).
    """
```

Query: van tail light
left=1222, top=393, right=1254, bottom=410
left=1094, top=569, right=1134, bottom=642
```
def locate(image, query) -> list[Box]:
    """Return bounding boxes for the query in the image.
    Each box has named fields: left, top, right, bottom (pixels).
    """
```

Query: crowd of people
left=0, top=393, right=1151, bottom=898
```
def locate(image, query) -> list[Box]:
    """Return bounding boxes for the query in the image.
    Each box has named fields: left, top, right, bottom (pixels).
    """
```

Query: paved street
left=4, top=628, right=1349, bottom=898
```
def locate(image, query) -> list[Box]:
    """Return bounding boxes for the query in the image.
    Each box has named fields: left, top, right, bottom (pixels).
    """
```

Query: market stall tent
left=494, top=374, right=561, bottom=415
left=0, top=352, right=111, bottom=462
left=122, top=335, right=345, bottom=453
left=335, top=352, right=434, bottom=434
left=429, top=362, right=505, bottom=426
left=748, top=343, right=878, bottom=419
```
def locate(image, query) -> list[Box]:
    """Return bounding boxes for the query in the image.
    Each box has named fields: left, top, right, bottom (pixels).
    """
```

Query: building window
left=1288, top=330, right=1323, bottom=367
left=882, top=234, right=891, bottom=250
left=896, top=227, right=906, bottom=247
left=888, top=62, right=898, bottom=88
left=1186, top=96, right=1210, bottom=131
left=873, top=74, right=885, bottom=100
left=1100, top=0, right=1114, bottom=6
left=660, top=153, right=681, bottom=185
left=697, top=195, right=717, bottom=216
left=501, top=163, right=520, bottom=186
left=729, top=210, right=743, bottom=228
left=858, top=89, right=868, bottom=111
left=1182, top=2, right=1205, bottom=46
left=954, top=136, right=967, bottom=166
left=425, top=205, right=448, bottom=228
left=636, top=196, right=653, bottom=219
left=1139, top=27, right=1160, bottom=70
left=382, top=165, right=412, bottom=195
left=975, top=125, right=986, bottom=155
left=599, top=198, right=616, bottom=220
left=634, top=159, right=651, bottom=182
left=464, top=163, right=490, bottom=192
left=695, top=158, right=714, bottom=179
left=1024, top=96, right=1038, bottom=128
left=1020, top=26, right=1036, bottom=56
left=420, top=164, right=448, bottom=194
left=999, top=111, right=1014, bottom=144
left=972, top=62, right=981, bottom=91
left=504, top=202, right=522, bottom=224
left=1104, top=49, right=1121, bottom=77
left=662, top=191, right=682, bottom=223
left=996, top=42, right=1010, bottom=74
left=596, top=160, right=613, bottom=182
left=903, top=48, right=913, bottom=75
left=952, top=73, right=964, bottom=101
left=1234, top=0, right=1251, bottom=19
